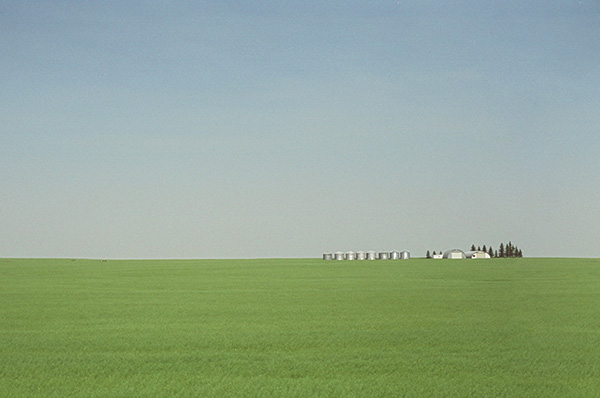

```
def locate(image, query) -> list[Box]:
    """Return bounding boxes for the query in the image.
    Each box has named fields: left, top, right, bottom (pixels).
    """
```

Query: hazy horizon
left=2, top=1, right=599, bottom=259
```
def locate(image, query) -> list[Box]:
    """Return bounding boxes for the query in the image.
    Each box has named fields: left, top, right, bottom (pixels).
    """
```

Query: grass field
left=1, top=257, right=600, bottom=397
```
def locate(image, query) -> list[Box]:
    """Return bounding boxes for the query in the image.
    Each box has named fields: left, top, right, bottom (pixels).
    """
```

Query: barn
left=442, top=249, right=466, bottom=259
left=465, top=251, right=491, bottom=259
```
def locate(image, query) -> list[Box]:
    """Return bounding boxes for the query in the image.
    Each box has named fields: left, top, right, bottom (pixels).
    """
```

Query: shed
left=442, top=249, right=466, bottom=259
left=465, top=251, right=491, bottom=259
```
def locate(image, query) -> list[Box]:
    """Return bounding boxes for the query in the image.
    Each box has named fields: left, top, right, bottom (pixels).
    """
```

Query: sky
left=1, top=0, right=599, bottom=259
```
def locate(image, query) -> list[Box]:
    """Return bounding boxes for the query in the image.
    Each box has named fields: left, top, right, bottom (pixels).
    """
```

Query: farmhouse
left=465, top=251, right=491, bottom=259
left=443, top=249, right=466, bottom=259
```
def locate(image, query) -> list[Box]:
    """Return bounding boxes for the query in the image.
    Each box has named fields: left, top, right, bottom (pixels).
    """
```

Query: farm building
left=356, top=251, right=366, bottom=260
left=443, top=249, right=466, bottom=259
left=433, top=254, right=443, bottom=259
left=366, top=251, right=377, bottom=260
left=400, top=250, right=410, bottom=260
left=345, top=251, right=356, bottom=260
left=378, top=252, right=389, bottom=260
left=390, top=250, right=400, bottom=260
left=323, top=253, right=332, bottom=260
left=334, top=252, right=345, bottom=261
left=465, top=251, right=491, bottom=259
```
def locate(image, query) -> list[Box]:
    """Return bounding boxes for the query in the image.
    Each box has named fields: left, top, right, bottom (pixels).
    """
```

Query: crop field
left=1, top=257, right=600, bottom=397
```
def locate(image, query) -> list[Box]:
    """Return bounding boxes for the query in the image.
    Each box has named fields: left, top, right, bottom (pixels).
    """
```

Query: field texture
left=1, top=258, right=600, bottom=397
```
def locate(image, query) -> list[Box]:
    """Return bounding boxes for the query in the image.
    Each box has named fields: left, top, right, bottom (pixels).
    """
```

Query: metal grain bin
left=334, top=251, right=345, bottom=261
left=323, top=253, right=333, bottom=260
left=379, top=252, right=389, bottom=260
left=390, top=250, right=400, bottom=260
left=400, top=250, right=410, bottom=260
left=366, top=251, right=377, bottom=260
left=356, top=251, right=367, bottom=260
left=345, top=251, right=356, bottom=260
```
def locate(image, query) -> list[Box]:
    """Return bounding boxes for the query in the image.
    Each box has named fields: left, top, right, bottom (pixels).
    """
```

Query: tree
left=499, top=243, right=504, bottom=258
left=494, top=249, right=498, bottom=258
left=477, top=246, right=481, bottom=251
left=432, top=251, right=436, bottom=256
left=482, top=244, right=487, bottom=253
left=426, top=250, right=431, bottom=259
left=488, top=247, right=493, bottom=258
left=471, top=244, right=476, bottom=251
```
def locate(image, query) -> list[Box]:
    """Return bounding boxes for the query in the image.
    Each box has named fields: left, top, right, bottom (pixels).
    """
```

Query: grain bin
left=378, top=252, right=389, bottom=260
left=334, top=251, right=345, bottom=260
left=323, top=253, right=333, bottom=260
left=345, top=251, right=356, bottom=260
left=400, top=250, right=410, bottom=260
left=390, top=250, right=400, bottom=260
left=366, top=251, right=377, bottom=260
left=356, top=251, right=367, bottom=260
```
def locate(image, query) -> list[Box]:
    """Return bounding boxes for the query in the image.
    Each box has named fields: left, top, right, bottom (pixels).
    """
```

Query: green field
left=1, top=258, right=600, bottom=397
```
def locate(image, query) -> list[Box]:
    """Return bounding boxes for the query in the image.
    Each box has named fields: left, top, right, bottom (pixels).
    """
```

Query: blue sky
left=1, top=1, right=599, bottom=258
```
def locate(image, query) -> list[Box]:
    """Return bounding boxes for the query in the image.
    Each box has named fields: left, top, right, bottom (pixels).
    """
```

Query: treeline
left=490, top=241, right=523, bottom=258
left=425, top=241, right=523, bottom=258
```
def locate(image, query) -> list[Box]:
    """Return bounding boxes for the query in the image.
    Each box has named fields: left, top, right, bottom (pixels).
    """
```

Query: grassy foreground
left=1, top=257, right=600, bottom=397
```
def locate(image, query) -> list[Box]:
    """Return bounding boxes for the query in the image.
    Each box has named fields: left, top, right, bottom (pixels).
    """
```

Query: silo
left=356, top=251, right=367, bottom=260
left=379, top=252, right=389, bottom=260
left=334, top=251, right=345, bottom=260
left=345, top=251, right=356, bottom=260
left=400, top=250, right=410, bottom=260
left=390, top=250, right=400, bottom=260
left=366, top=251, right=377, bottom=260
left=323, top=253, right=332, bottom=260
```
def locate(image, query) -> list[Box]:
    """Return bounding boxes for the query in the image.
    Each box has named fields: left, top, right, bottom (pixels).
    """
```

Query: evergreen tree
left=426, top=250, right=431, bottom=259
left=488, top=247, right=493, bottom=257
left=519, top=249, right=523, bottom=257
left=494, top=249, right=498, bottom=258
left=482, top=244, right=487, bottom=253
left=499, top=243, right=504, bottom=258
left=471, top=244, right=476, bottom=251
left=507, top=241, right=513, bottom=257
left=477, top=246, right=481, bottom=251
left=432, top=251, right=436, bottom=256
